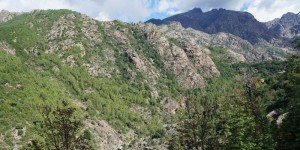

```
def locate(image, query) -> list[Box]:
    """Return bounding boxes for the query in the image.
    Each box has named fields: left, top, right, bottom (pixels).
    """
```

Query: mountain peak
left=147, top=8, right=271, bottom=44
left=267, top=11, right=300, bottom=38
left=281, top=12, right=299, bottom=19
left=189, top=7, right=203, bottom=13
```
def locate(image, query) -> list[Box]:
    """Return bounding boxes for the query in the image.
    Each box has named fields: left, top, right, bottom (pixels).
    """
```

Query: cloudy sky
left=0, top=0, right=299, bottom=22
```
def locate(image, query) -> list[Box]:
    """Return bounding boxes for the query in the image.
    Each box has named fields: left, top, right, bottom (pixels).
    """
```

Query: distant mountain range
left=146, top=8, right=300, bottom=44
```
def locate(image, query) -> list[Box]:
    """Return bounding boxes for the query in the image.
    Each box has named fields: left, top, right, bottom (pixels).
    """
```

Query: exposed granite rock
left=130, top=105, right=152, bottom=120
left=276, top=112, right=289, bottom=125
left=227, top=49, right=246, bottom=62
left=0, top=41, right=16, bottom=56
left=80, top=14, right=102, bottom=44
left=134, top=22, right=220, bottom=88
left=47, top=16, right=76, bottom=41
left=0, top=10, right=21, bottom=23
left=83, top=55, right=116, bottom=77
left=0, top=134, right=9, bottom=149
left=161, top=98, right=179, bottom=116
left=86, top=120, right=123, bottom=150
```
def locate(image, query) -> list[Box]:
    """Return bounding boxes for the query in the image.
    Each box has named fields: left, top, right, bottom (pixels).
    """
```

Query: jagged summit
left=266, top=12, right=300, bottom=38
left=146, top=8, right=274, bottom=44
left=189, top=7, right=203, bottom=14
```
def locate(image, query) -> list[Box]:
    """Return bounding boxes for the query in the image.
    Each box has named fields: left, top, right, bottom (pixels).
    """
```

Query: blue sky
left=0, top=0, right=299, bottom=22
left=240, top=3, right=250, bottom=12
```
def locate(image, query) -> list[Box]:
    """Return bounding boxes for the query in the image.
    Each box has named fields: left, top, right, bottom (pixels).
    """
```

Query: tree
left=241, top=69, right=275, bottom=149
left=293, top=39, right=300, bottom=48
left=174, top=87, right=226, bottom=150
left=26, top=104, right=92, bottom=150
left=184, top=94, right=219, bottom=150
left=173, top=74, right=276, bottom=150
left=275, top=55, right=300, bottom=149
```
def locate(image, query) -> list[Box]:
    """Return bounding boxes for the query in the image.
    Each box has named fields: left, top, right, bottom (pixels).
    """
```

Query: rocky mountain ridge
left=146, top=8, right=300, bottom=49
left=146, top=8, right=275, bottom=44
left=266, top=12, right=300, bottom=39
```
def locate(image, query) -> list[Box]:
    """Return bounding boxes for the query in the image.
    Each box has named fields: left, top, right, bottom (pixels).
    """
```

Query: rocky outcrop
left=0, top=41, right=16, bottom=56
left=143, top=22, right=290, bottom=61
left=134, top=22, right=220, bottom=88
left=86, top=120, right=123, bottom=150
left=0, top=10, right=21, bottom=23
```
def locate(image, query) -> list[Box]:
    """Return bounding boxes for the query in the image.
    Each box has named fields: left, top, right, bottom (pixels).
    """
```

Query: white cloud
left=155, top=0, right=251, bottom=13
left=154, top=0, right=299, bottom=22
left=0, top=0, right=151, bottom=22
left=166, top=9, right=181, bottom=15
left=95, top=12, right=111, bottom=21
left=246, top=0, right=300, bottom=22
left=0, top=0, right=298, bottom=22
left=0, top=0, right=72, bottom=12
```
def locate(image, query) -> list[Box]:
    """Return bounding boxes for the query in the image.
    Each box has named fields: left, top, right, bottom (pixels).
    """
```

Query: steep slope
left=146, top=8, right=274, bottom=44
left=141, top=22, right=291, bottom=61
left=0, top=9, right=222, bottom=149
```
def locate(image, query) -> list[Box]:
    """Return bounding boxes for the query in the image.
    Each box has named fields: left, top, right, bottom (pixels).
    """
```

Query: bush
left=18, top=129, right=23, bottom=136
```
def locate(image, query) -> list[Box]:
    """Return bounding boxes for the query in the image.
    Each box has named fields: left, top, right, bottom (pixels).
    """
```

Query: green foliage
left=0, top=50, right=71, bottom=144
left=0, top=13, right=40, bottom=51
left=173, top=68, right=277, bottom=149
left=24, top=105, right=92, bottom=150
left=158, top=71, right=182, bottom=98
left=18, top=129, right=24, bottom=136
left=251, top=60, right=286, bottom=77
left=131, top=27, right=165, bottom=69
left=208, top=46, right=238, bottom=78
left=293, top=39, right=300, bottom=48
left=272, top=55, right=300, bottom=149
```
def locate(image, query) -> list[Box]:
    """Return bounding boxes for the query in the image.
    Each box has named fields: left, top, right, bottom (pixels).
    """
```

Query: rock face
left=0, top=41, right=16, bottom=56
left=146, top=8, right=274, bottom=44
left=266, top=12, right=300, bottom=39
left=86, top=120, right=123, bottom=150
left=0, top=10, right=21, bottom=23
left=143, top=22, right=291, bottom=61
left=134, top=22, right=220, bottom=88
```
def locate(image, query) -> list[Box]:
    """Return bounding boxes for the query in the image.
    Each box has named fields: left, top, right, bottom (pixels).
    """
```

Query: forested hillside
left=0, top=9, right=299, bottom=149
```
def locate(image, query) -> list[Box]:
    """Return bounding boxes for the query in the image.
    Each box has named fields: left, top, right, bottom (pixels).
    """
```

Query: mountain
left=266, top=12, right=300, bottom=39
left=0, top=9, right=228, bottom=149
left=0, top=9, right=299, bottom=149
left=146, top=8, right=276, bottom=44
